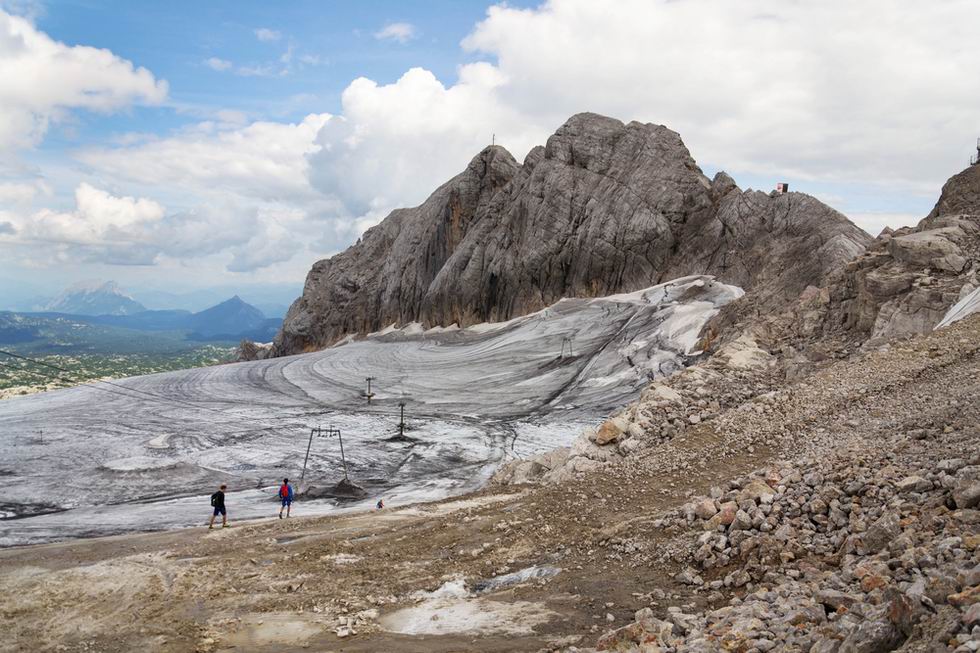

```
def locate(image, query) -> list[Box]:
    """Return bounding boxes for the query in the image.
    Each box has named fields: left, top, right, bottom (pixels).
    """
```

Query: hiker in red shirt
left=278, top=478, right=293, bottom=519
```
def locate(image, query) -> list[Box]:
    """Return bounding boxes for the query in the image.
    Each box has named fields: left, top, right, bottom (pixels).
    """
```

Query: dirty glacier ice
left=0, top=275, right=741, bottom=545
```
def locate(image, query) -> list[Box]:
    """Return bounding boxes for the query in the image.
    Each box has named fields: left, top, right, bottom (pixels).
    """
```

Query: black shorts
left=213, top=506, right=226, bottom=516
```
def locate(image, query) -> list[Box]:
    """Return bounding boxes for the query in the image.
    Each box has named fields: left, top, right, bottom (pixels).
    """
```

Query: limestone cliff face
left=273, top=113, right=870, bottom=356
left=274, top=145, right=519, bottom=355
left=778, top=163, right=980, bottom=348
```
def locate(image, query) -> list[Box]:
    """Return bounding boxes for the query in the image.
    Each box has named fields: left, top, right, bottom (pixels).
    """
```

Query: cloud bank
left=4, top=0, right=980, bottom=284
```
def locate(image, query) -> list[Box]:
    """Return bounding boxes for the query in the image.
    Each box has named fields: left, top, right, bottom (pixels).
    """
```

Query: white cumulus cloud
left=0, top=179, right=50, bottom=205
left=309, top=65, right=538, bottom=217
left=0, top=184, right=279, bottom=268
left=77, top=114, right=331, bottom=201
left=308, top=0, right=980, bottom=233
left=459, top=0, right=980, bottom=192
left=0, top=9, right=167, bottom=154
left=11, top=183, right=165, bottom=252
left=40, top=114, right=354, bottom=272
left=373, top=22, right=416, bottom=43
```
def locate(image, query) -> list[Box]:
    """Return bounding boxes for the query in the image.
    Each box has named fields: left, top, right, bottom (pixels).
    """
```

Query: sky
left=1, top=0, right=978, bottom=308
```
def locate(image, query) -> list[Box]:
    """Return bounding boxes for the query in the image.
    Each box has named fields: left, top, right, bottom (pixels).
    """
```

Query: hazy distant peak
left=186, top=295, right=270, bottom=337
left=45, top=280, right=145, bottom=316
left=63, top=279, right=131, bottom=297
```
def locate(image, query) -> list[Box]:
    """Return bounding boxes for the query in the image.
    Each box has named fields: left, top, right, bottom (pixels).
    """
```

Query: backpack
left=279, top=484, right=289, bottom=499
left=210, top=492, right=219, bottom=507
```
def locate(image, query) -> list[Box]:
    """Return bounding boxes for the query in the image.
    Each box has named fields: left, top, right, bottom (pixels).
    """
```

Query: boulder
left=946, top=585, right=979, bottom=607
left=595, top=417, right=629, bottom=445
left=737, top=479, right=776, bottom=504
left=816, top=589, right=859, bottom=611
left=895, top=475, right=931, bottom=493
left=705, top=502, right=738, bottom=530
left=729, top=509, right=752, bottom=532
left=645, top=384, right=683, bottom=404
left=862, top=511, right=900, bottom=554
left=693, top=499, right=718, bottom=520
left=952, top=466, right=980, bottom=508
left=888, top=227, right=967, bottom=273
left=838, top=618, right=902, bottom=653
left=715, top=334, right=774, bottom=370
left=885, top=588, right=926, bottom=636
left=237, top=338, right=273, bottom=361
left=870, top=288, right=955, bottom=341
left=963, top=602, right=980, bottom=629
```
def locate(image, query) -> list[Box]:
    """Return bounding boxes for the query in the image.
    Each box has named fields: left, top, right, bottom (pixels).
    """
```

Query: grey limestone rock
left=926, top=161, right=980, bottom=220
left=798, top=163, right=980, bottom=345
left=274, top=113, right=871, bottom=355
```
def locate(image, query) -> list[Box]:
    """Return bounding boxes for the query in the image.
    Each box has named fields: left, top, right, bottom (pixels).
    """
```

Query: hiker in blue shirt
left=278, top=478, right=293, bottom=519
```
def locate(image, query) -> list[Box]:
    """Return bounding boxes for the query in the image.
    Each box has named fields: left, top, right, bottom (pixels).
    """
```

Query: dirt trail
left=0, top=430, right=773, bottom=652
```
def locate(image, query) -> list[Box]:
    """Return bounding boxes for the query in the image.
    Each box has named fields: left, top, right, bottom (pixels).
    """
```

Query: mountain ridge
left=8, top=295, right=281, bottom=344
left=272, top=112, right=870, bottom=356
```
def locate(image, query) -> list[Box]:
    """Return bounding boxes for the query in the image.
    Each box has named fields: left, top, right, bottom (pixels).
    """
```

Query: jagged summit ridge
left=274, top=112, right=870, bottom=356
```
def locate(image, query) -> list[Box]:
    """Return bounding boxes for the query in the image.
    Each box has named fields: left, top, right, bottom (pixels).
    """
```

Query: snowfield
left=0, top=276, right=741, bottom=545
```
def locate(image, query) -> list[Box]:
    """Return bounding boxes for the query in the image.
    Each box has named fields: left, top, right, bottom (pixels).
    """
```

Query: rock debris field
left=0, top=276, right=738, bottom=546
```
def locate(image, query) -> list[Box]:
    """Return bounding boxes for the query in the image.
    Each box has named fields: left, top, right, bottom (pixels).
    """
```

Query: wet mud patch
left=219, top=613, right=324, bottom=650
left=379, top=579, right=559, bottom=636
left=472, top=565, right=561, bottom=593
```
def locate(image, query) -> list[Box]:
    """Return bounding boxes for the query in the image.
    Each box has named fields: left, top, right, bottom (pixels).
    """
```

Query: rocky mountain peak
left=44, top=280, right=146, bottom=316
left=925, top=161, right=980, bottom=221
left=273, top=112, right=871, bottom=356
left=544, top=113, right=699, bottom=179
left=465, top=144, right=518, bottom=188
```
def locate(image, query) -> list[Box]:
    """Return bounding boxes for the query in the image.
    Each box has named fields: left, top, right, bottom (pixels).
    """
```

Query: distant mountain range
left=0, top=279, right=300, bottom=318
left=127, top=287, right=298, bottom=317
left=1, top=293, right=281, bottom=347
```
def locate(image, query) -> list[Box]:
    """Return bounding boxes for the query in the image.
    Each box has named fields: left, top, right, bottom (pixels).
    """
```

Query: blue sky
left=1, top=0, right=978, bottom=309
left=32, top=1, right=518, bottom=147
left=23, top=0, right=537, bottom=192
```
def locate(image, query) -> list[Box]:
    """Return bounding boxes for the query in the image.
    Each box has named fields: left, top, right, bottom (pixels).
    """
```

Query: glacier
left=936, top=285, right=980, bottom=329
left=0, top=275, right=741, bottom=546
